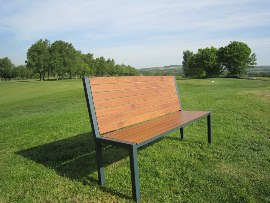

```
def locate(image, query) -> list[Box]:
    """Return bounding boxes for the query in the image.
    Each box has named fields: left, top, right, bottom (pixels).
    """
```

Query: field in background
left=0, top=78, right=269, bottom=202
left=139, top=65, right=270, bottom=77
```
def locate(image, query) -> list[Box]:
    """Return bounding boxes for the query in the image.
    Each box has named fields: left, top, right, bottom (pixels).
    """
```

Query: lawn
left=0, top=78, right=269, bottom=202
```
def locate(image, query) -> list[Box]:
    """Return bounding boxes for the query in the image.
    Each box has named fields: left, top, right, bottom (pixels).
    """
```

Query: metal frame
left=82, top=76, right=212, bottom=202
left=82, top=77, right=101, bottom=139
left=174, top=76, right=182, bottom=110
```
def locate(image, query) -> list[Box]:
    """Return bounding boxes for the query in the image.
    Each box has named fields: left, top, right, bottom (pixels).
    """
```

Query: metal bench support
left=180, top=127, right=184, bottom=140
left=207, top=114, right=212, bottom=144
left=129, top=146, right=140, bottom=202
left=95, top=142, right=105, bottom=185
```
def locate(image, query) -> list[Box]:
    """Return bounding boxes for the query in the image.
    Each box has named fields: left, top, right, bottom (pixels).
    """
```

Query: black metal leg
left=95, top=142, right=105, bottom=185
left=129, top=146, right=140, bottom=202
left=180, top=127, right=184, bottom=140
left=207, top=114, right=212, bottom=144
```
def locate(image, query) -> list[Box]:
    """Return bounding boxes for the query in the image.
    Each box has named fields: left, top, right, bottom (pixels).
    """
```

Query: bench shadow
left=16, top=132, right=130, bottom=200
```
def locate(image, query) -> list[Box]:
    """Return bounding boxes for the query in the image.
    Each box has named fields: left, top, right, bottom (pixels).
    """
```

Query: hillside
left=138, top=65, right=183, bottom=75
left=247, top=66, right=270, bottom=77
left=138, top=65, right=270, bottom=77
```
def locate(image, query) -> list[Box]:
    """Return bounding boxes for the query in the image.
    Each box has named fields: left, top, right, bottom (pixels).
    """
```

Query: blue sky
left=0, top=0, right=270, bottom=68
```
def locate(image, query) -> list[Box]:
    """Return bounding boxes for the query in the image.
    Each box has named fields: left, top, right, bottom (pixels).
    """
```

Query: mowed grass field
left=0, top=78, right=269, bottom=202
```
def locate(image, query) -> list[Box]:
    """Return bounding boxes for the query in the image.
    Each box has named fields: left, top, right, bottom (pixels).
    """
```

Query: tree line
left=182, top=41, right=257, bottom=78
left=0, top=39, right=138, bottom=81
left=0, top=58, right=32, bottom=80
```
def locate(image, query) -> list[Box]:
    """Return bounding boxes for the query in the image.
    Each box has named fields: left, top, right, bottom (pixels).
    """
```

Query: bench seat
left=102, top=111, right=209, bottom=144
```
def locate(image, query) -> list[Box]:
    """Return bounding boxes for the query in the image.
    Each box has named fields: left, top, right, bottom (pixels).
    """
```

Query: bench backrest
left=83, top=76, right=181, bottom=135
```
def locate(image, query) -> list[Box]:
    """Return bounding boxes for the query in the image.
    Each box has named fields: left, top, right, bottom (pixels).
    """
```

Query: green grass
left=0, top=78, right=269, bottom=202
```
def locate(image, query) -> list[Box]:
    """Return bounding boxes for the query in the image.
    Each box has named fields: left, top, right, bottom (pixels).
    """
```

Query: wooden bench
left=82, top=76, right=212, bottom=202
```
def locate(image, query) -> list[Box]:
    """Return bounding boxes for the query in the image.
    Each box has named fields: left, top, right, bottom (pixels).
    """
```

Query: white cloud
left=0, top=0, right=270, bottom=66
left=2, top=0, right=269, bottom=37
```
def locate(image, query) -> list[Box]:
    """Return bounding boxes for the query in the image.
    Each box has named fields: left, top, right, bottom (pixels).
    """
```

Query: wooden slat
left=102, top=111, right=209, bottom=143
left=98, top=101, right=180, bottom=125
left=98, top=105, right=180, bottom=134
left=106, top=111, right=206, bottom=140
left=90, top=76, right=174, bottom=85
left=92, top=86, right=176, bottom=101
left=131, top=111, right=208, bottom=143
left=91, top=80, right=175, bottom=93
left=103, top=111, right=181, bottom=139
left=95, top=95, right=179, bottom=118
left=94, top=91, right=177, bottom=110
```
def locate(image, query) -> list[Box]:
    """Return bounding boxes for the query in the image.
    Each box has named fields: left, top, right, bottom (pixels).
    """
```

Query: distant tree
left=81, top=53, right=95, bottom=75
left=24, top=39, right=138, bottom=79
left=26, top=39, right=50, bottom=81
left=114, top=64, right=138, bottom=76
left=106, top=58, right=116, bottom=75
left=182, top=41, right=256, bottom=78
left=182, top=51, right=204, bottom=78
left=249, top=53, right=257, bottom=67
left=182, top=50, right=194, bottom=77
left=72, top=50, right=89, bottom=78
left=196, top=47, right=222, bottom=77
left=126, top=65, right=139, bottom=76
left=75, top=64, right=89, bottom=78
left=15, top=65, right=33, bottom=79
left=66, top=50, right=83, bottom=79
left=218, top=41, right=256, bottom=76
left=49, top=40, right=77, bottom=79
left=189, top=54, right=205, bottom=77
left=94, top=56, right=108, bottom=76
left=0, top=57, right=15, bottom=80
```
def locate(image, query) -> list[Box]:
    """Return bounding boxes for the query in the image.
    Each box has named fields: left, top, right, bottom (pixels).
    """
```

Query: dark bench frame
left=82, top=76, right=212, bottom=202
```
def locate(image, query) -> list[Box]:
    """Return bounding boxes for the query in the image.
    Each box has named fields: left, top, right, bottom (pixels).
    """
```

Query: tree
left=0, top=57, right=15, bottom=80
left=81, top=53, right=95, bottom=75
left=15, top=65, right=33, bottom=79
left=182, top=50, right=205, bottom=78
left=249, top=53, right=257, bottom=67
left=182, top=50, right=194, bottom=77
left=26, top=39, right=50, bottom=81
left=94, top=56, right=108, bottom=76
left=49, top=40, right=77, bottom=79
left=196, top=47, right=223, bottom=77
left=218, top=41, right=256, bottom=76
left=106, top=58, right=115, bottom=75
left=24, top=39, right=138, bottom=79
left=71, top=50, right=89, bottom=78
left=182, top=41, right=256, bottom=78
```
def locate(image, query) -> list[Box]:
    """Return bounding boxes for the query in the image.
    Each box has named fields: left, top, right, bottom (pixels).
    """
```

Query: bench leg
left=95, top=142, right=105, bottom=185
left=180, top=127, right=184, bottom=140
left=129, top=146, right=140, bottom=202
left=207, top=114, right=212, bottom=144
